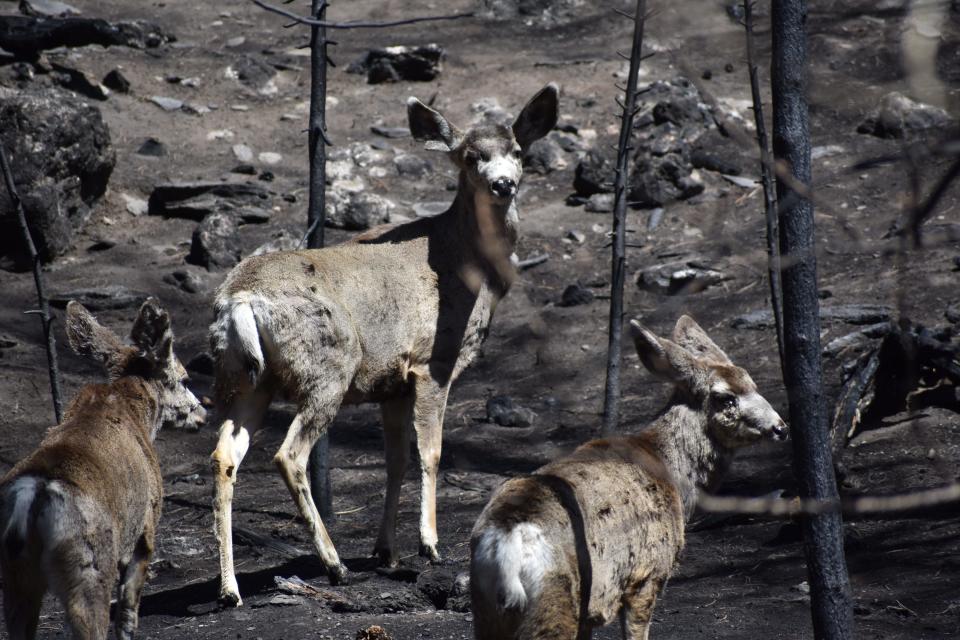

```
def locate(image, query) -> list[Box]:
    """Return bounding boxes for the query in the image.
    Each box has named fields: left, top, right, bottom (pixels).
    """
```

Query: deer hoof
left=328, top=563, right=350, bottom=586
left=218, top=590, right=242, bottom=608
left=419, top=542, right=442, bottom=564
left=373, top=546, right=400, bottom=568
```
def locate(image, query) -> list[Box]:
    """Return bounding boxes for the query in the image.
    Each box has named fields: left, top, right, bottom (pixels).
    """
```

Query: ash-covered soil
left=0, top=0, right=958, bottom=638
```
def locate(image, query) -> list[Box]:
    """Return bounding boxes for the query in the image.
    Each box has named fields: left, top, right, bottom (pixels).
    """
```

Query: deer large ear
left=671, top=315, right=731, bottom=364
left=130, top=298, right=174, bottom=367
left=630, top=319, right=700, bottom=384
left=407, top=97, right=463, bottom=152
left=513, top=83, right=559, bottom=150
left=66, top=301, right=129, bottom=376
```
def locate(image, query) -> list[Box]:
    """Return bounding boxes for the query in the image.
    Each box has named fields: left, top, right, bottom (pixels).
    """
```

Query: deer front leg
left=412, top=377, right=450, bottom=563
left=274, top=411, right=349, bottom=585
left=374, top=395, right=414, bottom=567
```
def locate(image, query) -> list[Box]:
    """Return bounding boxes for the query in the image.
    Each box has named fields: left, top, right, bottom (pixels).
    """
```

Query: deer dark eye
left=465, top=149, right=479, bottom=164
left=512, top=148, right=522, bottom=158
left=713, top=393, right=737, bottom=409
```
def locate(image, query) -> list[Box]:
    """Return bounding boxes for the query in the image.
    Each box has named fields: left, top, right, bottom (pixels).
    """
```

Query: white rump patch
left=473, top=523, right=553, bottom=610
left=2, top=476, right=39, bottom=548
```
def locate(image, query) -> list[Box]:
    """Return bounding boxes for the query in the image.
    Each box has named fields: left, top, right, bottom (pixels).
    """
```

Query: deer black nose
left=491, top=178, right=516, bottom=198
left=771, top=421, right=788, bottom=441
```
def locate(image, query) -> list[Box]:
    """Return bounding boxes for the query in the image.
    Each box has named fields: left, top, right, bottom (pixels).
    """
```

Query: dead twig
left=249, top=0, right=472, bottom=29
left=0, top=142, right=63, bottom=423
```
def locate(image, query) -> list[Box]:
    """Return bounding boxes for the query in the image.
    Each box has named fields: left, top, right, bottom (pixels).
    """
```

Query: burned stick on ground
left=601, top=0, right=648, bottom=436
left=0, top=142, right=63, bottom=423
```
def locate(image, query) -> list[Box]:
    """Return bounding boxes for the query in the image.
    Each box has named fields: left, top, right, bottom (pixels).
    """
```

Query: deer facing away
left=0, top=299, right=206, bottom=640
left=470, top=316, right=788, bottom=640
left=209, top=84, right=559, bottom=604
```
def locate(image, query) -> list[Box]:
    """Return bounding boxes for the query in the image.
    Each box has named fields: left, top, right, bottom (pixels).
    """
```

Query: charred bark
left=771, top=1, right=853, bottom=638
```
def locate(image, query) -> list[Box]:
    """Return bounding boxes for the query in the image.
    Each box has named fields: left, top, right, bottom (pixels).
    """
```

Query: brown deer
left=470, top=316, right=788, bottom=640
left=0, top=299, right=206, bottom=640
left=208, top=84, right=559, bottom=604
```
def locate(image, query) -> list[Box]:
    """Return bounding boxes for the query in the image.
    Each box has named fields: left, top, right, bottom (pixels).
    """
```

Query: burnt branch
left=742, top=0, right=785, bottom=375
left=601, top=0, right=647, bottom=436
left=249, top=0, right=473, bottom=29
left=0, top=143, right=64, bottom=424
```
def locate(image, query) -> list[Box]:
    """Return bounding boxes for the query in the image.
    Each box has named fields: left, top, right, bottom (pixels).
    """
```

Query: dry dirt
left=1, top=0, right=959, bottom=638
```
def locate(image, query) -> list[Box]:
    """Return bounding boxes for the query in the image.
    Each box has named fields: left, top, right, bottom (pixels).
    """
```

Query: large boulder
left=0, top=87, right=115, bottom=267
left=857, top=92, right=956, bottom=139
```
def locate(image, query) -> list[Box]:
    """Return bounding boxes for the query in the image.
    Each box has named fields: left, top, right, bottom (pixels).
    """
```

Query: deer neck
left=645, top=393, right=735, bottom=519
left=111, top=377, right=163, bottom=442
left=446, top=171, right=519, bottom=294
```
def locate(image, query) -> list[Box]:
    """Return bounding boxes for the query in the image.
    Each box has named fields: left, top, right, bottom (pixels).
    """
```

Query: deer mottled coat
left=470, top=316, right=788, bottom=640
left=209, top=85, right=559, bottom=604
left=0, top=300, right=205, bottom=640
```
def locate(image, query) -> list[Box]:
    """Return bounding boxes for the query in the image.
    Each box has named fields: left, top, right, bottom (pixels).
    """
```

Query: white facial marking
left=480, top=155, right=521, bottom=188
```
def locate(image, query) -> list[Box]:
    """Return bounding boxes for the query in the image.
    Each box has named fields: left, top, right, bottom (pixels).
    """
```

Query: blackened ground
left=0, top=0, right=958, bottom=638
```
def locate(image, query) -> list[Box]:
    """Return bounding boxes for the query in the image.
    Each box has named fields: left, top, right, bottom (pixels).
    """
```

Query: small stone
left=486, top=395, right=537, bottom=428
left=647, top=207, right=664, bottom=230
left=394, top=153, right=431, bottom=178
left=206, top=129, right=234, bottom=141
left=721, top=174, right=757, bottom=189
left=225, top=36, right=246, bottom=48
left=523, top=137, right=567, bottom=175
left=946, top=302, right=960, bottom=324
left=356, top=626, right=392, bottom=640
left=102, top=69, right=130, bottom=93
left=122, top=193, right=149, bottom=216
left=231, top=104, right=250, bottom=112
left=412, top=202, right=448, bottom=218
left=258, top=152, right=282, bottom=165
left=162, top=270, right=203, bottom=294
left=559, top=283, right=595, bottom=307
left=233, top=144, right=254, bottom=162
left=258, top=171, right=274, bottom=182
left=585, top=193, right=615, bottom=213
left=182, top=103, right=210, bottom=116
left=370, top=125, right=410, bottom=138
left=231, top=164, right=257, bottom=175
left=566, top=230, right=585, bottom=244
left=150, top=95, right=183, bottom=111
left=136, top=137, right=166, bottom=157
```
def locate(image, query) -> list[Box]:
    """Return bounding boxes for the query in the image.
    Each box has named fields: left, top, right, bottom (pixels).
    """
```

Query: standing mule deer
left=209, top=84, right=559, bottom=604
left=470, top=316, right=788, bottom=640
left=0, top=299, right=206, bottom=640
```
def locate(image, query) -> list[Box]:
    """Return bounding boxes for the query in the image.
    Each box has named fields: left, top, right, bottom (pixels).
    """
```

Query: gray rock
left=122, top=193, right=148, bottom=216
left=229, top=54, right=277, bottom=94
left=232, top=144, right=254, bottom=162
left=19, top=0, right=82, bottom=17
left=486, top=395, right=537, bottom=428
left=559, top=283, right=594, bottom=306
left=50, top=285, right=149, bottom=311
left=394, top=153, right=431, bottom=178
left=150, top=95, right=183, bottom=111
left=347, top=44, right=444, bottom=84
left=566, top=229, right=585, bottom=243
left=412, top=201, right=448, bottom=218
left=857, top=92, right=956, bottom=139
left=584, top=192, right=614, bottom=213
left=149, top=181, right=270, bottom=220
left=523, top=137, right=565, bottom=175
left=187, top=211, right=240, bottom=270
left=733, top=304, right=893, bottom=330
left=636, top=259, right=727, bottom=295
left=50, top=63, right=109, bottom=100
left=0, top=16, right=172, bottom=56
left=370, top=125, right=409, bottom=138
left=250, top=230, right=300, bottom=257
left=136, top=137, right=166, bottom=157
left=326, top=187, right=393, bottom=230
left=480, top=0, right=582, bottom=25
left=946, top=302, right=960, bottom=325
left=0, top=87, right=115, bottom=266
left=691, top=148, right=741, bottom=175
left=573, top=150, right=613, bottom=196
left=162, top=269, right=202, bottom=294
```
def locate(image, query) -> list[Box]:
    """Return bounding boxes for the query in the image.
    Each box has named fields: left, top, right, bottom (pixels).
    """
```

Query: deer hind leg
left=619, top=577, right=664, bottom=640
left=2, top=568, right=44, bottom=640
left=211, top=389, right=271, bottom=606
left=274, top=397, right=349, bottom=585
left=373, top=395, right=414, bottom=567
left=517, top=572, right=580, bottom=640
left=114, top=533, right=153, bottom=640
left=412, top=377, right=450, bottom=563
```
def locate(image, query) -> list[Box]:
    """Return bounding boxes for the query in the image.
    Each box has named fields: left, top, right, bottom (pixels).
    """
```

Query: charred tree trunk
left=771, top=1, right=853, bottom=638
left=0, top=143, right=64, bottom=424
left=306, top=0, right=333, bottom=521
left=601, top=0, right=646, bottom=436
